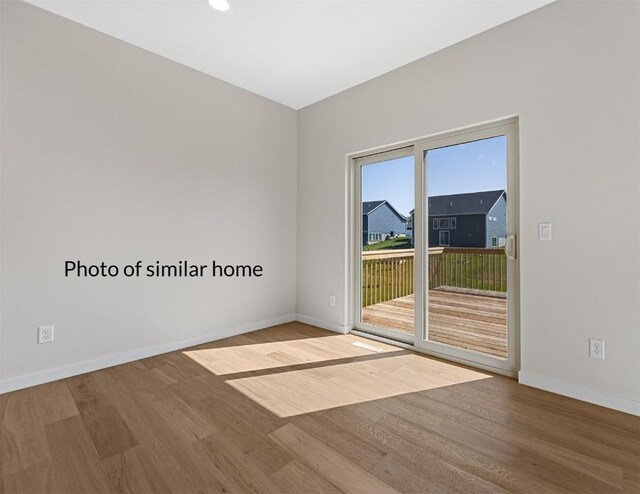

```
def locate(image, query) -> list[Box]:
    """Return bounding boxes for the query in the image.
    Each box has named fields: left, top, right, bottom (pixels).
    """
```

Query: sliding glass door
left=414, top=120, right=519, bottom=373
left=354, top=119, right=519, bottom=374
left=355, top=148, right=415, bottom=343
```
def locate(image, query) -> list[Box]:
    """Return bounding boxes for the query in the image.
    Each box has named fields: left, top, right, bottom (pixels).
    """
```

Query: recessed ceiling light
left=208, top=0, right=230, bottom=12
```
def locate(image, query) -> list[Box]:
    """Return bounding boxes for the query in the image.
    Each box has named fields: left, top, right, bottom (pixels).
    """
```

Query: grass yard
left=363, top=236, right=411, bottom=251
left=434, top=251, right=507, bottom=293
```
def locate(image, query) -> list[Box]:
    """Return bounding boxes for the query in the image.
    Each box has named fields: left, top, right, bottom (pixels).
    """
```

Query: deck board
left=362, top=290, right=508, bottom=358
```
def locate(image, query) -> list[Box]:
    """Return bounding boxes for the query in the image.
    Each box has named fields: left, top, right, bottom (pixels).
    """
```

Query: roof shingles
left=428, top=190, right=505, bottom=216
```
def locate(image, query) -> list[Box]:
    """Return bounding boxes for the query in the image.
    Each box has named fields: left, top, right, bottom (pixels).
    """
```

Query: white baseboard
left=296, top=314, right=350, bottom=335
left=518, top=371, right=640, bottom=416
left=0, top=314, right=296, bottom=394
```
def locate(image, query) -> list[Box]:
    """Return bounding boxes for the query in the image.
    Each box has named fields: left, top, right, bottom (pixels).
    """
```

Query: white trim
left=519, top=371, right=640, bottom=416
left=296, top=314, right=350, bottom=335
left=354, top=321, right=414, bottom=344
left=347, top=116, right=518, bottom=161
left=352, top=147, right=414, bottom=340
left=351, top=330, right=516, bottom=378
left=0, top=314, right=296, bottom=394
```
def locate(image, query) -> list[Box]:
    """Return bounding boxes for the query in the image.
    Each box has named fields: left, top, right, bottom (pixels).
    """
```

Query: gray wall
left=0, top=1, right=297, bottom=384
left=297, top=1, right=640, bottom=410
left=486, top=195, right=507, bottom=247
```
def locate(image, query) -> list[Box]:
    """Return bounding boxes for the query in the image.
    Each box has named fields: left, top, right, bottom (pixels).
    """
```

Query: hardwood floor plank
left=101, top=446, right=173, bottom=494
left=34, top=381, right=79, bottom=425
left=68, top=373, right=139, bottom=460
left=270, top=459, right=342, bottom=494
left=104, top=375, right=224, bottom=493
left=397, top=390, right=625, bottom=492
left=2, top=461, right=50, bottom=494
left=193, top=397, right=293, bottom=475
left=44, top=416, right=112, bottom=493
left=371, top=452, right=451, bottom=494
left=0, top=388, right=50, bottom=475
left=1, top=322, right=637, bottom=494
left=152, top=396, right=217, bottom=444
left=194, top=435, right=284, bottom=494
left=270, top=423, right=399, bottom=494
left=380, top=412, right=574, bottom=493
left=290, top=414, right=388, bottom=470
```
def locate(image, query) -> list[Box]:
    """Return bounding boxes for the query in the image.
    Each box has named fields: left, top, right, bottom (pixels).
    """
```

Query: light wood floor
left=1, top=322, right=638, bottom=493
left=362, top=290, right=508, bottom=358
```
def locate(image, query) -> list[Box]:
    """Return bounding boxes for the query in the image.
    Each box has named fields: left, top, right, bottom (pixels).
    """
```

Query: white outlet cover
left=38, top=325, right=54, bottom=344
left=589, top=338, right=605, bottom=360
left=538, top=223, right=552, bottom=241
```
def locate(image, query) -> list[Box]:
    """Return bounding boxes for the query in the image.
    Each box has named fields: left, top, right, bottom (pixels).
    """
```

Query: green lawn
left=433, top=252, right=507, bottom=293
left=363, top=236, right=411, bottom=251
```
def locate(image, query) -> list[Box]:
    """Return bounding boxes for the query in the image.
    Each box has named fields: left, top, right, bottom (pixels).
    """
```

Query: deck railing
left=362, top=249, right=415, bottom=307
left=362, top=247, right=506, bottom=307
left=437, top=247, right=507, bottom=293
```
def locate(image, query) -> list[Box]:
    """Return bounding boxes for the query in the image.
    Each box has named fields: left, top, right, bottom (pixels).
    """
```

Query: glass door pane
left=425, top=135, right=509, bottom=359
left=358, top=153, right=415, bottom=342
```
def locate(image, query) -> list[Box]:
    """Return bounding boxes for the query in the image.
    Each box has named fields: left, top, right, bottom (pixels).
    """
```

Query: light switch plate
left=538, top=223, right=552, bottom=241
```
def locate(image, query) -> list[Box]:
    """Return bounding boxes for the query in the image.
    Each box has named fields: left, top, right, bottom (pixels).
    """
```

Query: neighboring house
left=362, top=200, right=407, bottom=245
left=407, top=210, right=414, bottom=247
left=428, top=190, right=506, bottom=248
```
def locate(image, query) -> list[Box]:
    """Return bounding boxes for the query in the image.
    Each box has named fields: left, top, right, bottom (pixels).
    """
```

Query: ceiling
left=25, top=0, right=554, bottom=109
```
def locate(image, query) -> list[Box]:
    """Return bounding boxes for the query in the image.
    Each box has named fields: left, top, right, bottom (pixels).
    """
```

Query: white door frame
left=348, top=117, right=519, bottom=375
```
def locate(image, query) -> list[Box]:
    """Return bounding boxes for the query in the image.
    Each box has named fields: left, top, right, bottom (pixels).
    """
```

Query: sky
left=362, top=135, right=507, bottom=217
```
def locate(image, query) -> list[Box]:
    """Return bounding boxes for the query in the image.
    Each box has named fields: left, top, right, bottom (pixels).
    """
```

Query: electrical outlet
left=589, top=338, right=604, bottom=360
left=329, top=294, right=336, bottom=307
left=538, top=223, right=552, bottom=241
left=38, top=325, right=54, bottom=344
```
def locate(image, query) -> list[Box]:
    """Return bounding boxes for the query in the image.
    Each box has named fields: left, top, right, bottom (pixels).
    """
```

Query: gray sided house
left=428, top=190, right=507, bottom=248
left=362, top=200, right=407, bottom=245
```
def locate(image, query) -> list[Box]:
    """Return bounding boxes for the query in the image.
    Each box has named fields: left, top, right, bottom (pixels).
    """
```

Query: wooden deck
left=362, top=289, right=508, bottom=358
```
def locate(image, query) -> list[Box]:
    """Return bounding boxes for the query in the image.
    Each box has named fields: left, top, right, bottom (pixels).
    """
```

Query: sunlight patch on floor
left=226, top=352, right=492, bottom=417
left=182, top=334, right=401, bottom=376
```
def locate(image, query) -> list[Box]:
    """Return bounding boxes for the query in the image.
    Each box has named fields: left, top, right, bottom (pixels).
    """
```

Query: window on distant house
left=439, top=231, right=450, bottom=246
left=433, top=218, right=438, bottom=230
left=492, top=237, right=498, bottom=247
left=450, top=217, right=457, bottom=229
left=439, top=218, right=450, bottom=229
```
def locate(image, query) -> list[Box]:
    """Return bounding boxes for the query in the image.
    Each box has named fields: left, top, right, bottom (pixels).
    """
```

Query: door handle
left=506, top=234, right=517, bottom=261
